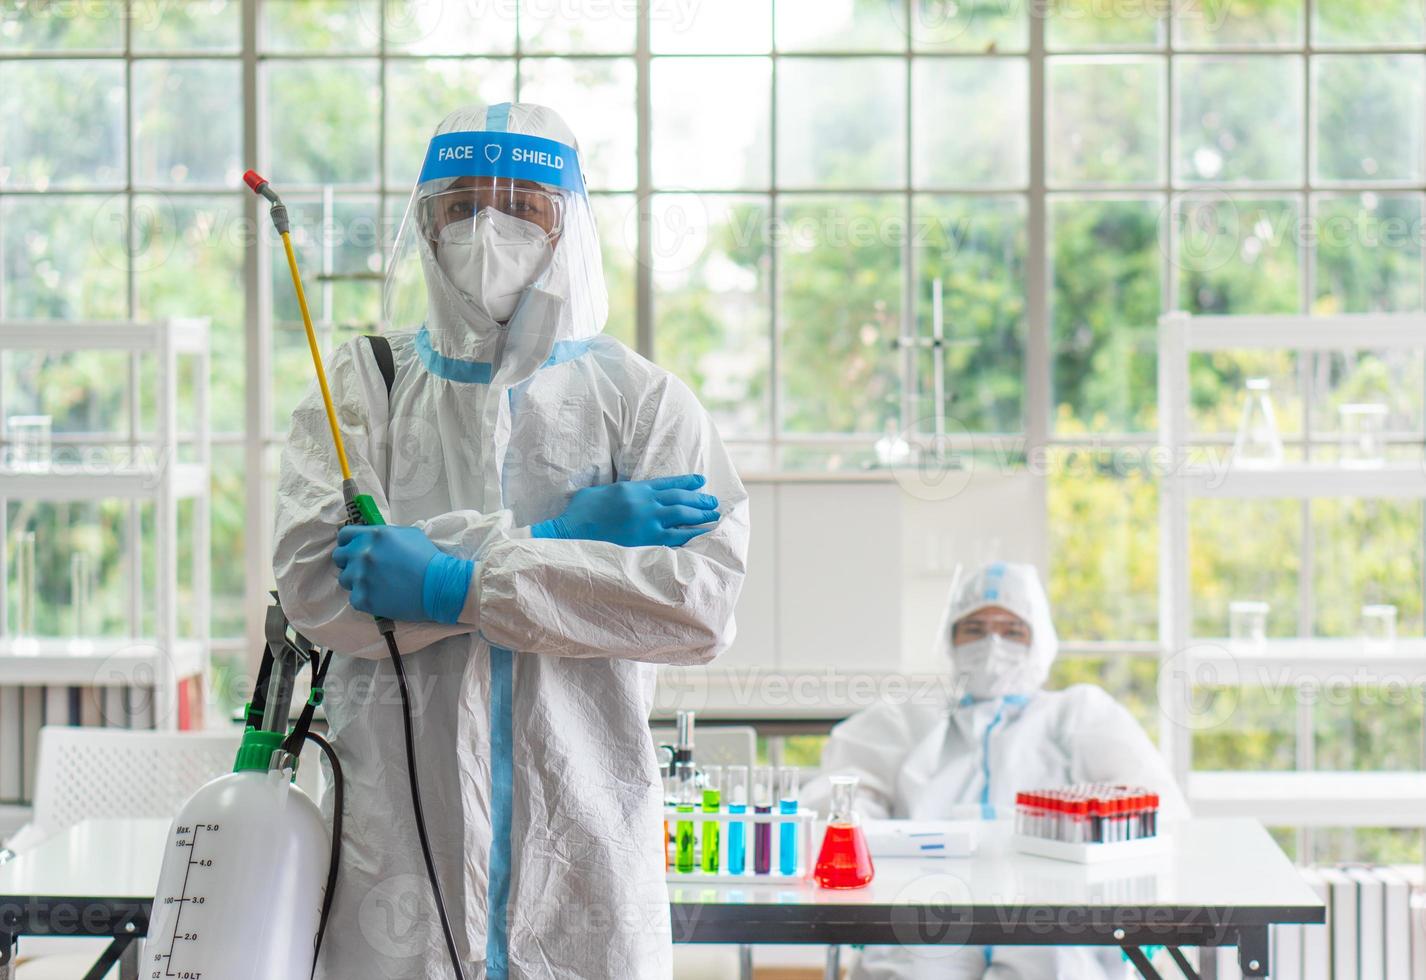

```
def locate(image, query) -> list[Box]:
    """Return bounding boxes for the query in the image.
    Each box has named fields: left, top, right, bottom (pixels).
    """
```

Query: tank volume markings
left=157, top=823, right=217, bottom=979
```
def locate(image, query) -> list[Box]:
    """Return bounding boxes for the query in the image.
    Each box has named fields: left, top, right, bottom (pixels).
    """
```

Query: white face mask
left=435, top=208, right=552, bottom=323
left=952, top=635, right=1041, bottom=700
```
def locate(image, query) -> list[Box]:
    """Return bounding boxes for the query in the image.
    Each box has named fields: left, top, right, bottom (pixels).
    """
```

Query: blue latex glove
left=333, top=524, right=473, bottom=625
left=530, top=474, right=719, bottom=547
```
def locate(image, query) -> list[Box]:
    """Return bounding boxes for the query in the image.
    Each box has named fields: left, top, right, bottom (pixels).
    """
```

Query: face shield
left=384, top=122, right=608, bottom=343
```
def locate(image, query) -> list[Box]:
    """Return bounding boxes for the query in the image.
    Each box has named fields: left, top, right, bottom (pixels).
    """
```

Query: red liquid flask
left=814, top=776, right=874, bottom=889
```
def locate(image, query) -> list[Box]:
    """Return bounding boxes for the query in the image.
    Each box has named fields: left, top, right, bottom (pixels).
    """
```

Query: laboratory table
left=0, top=817, right=1322, bottom=980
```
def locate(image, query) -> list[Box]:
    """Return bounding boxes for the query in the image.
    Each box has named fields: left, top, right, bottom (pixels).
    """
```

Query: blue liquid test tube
left=752, top=766, right=773, bottom=874
left=726, top=765, right=748, bottom=875
left=777, top=766, right=799, bottom=876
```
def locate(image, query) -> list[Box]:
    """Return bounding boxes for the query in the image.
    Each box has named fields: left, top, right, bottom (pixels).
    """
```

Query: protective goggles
left=418, top=179, right=565, bottom=243
left=953, top=612, right=1032, bottom=646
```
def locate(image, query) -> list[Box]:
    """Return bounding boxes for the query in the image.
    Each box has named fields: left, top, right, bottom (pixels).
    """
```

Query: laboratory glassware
left=1233, top=378, right=1284, bottom=469
left=70, top=551, right=95, bottom=636
left=1363, top=604, right=1398, bottom=652
left=1228, top=600, right=1269, bottom=652
left=6, top=415, right=51, bottom=472
left=675, top=761, right=697, bottom=873
left=726, top=765, right=749, bottom=875
left=777, top=766, right=800, bottom=876
left=752, top=766, right=774, bottom=874
left=814, top=776, right=874, bottom=889
left=1339, top=403, right=1388, bottom=469
left=701, top=765, right=722, bottom=874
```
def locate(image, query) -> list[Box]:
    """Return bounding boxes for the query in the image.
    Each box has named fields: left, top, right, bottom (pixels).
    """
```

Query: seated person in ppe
left=273, top=102, right=749, bottom=980
left=806, top=562, right=1184, bottom=980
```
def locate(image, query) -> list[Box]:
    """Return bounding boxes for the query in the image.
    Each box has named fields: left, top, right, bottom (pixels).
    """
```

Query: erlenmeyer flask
left=1233, top=378, right=1284, bottom=469
left=814, top=776, right=874, bottom=889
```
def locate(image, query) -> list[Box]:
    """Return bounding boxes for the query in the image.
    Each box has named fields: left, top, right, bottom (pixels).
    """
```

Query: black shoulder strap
left=365, top=334, right=395, bottom=400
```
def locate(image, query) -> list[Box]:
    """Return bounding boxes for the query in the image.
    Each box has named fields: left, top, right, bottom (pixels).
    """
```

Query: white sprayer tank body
left=147, top=764, right=329, bottom=980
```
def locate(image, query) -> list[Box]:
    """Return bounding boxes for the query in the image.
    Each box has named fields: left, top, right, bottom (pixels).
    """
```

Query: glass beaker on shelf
left=6, top=415, right=51, bottom=472
left=814, top=775, right=874, bottom=889
left=1362, top=604, right=1398, bottom=653
left=1339, top=403, right=1388, bottom=469
left=1232, top=379, right=1284, bottom=469
left=1228, top=601, right=1269, bottom=652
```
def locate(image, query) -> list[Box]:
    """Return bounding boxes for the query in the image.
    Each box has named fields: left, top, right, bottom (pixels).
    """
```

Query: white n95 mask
left=952, top=635, right=1043, bottom=700
left=436, top=208, right=552, bottom=323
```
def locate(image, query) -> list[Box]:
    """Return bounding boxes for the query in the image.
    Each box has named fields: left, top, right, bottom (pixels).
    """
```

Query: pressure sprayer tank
left=147, top=729, right=330, bottom=979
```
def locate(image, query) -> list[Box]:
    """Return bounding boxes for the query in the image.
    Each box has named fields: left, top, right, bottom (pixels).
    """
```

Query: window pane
left=1047, top=0, right=1164, bottom=49
left=1049, top=656, right=1159, bottom=731
left=778, top=196, right=902, bottom=434
left=263, top=61, right=380, bottom=186
left=1191, top=497, right=1302, bottom=639
left=210, top=444, right=249, bottom=637
left=914, top=58, right=1026, bottom=188
left=1313, top=55, right=1426, bottom=184
left=652, top=58, right=770, bottom=190
left=0, top=61, right=125, bottom=189
left=1315, top=687, right=1425, bottom=772
left=134, top=61, right=242, bottom=188
left=133, top=194, right=245, bottom=432
left=1311, top=828, right=1423, bottom=865
left=383, top=0, right=516, bottom=54
left=1314, top=0, right=1426, bottom=46
left=1175, top=56, right=1303, bottom=185
left=651, top=0, right=770, bottom=53
left=0, top=196, right=127, bottom=319
left=518, top=58, right=637, bottom=191
left=1313, top=499, right=1424, bottom=640
left=131, top=0, right=240, bottom=51
left=778, top=59, right=906, bottom=189
left=1174, top=0, right=1303, bottom=48
left=262, top=0, right=379, bottom=52
left=653, top=195, right=771, bottom=437
left=1192, top=684, right=1298, bottom=770
left=520, top=0, right=634, bottom=53
left=384, top=60, right=517, bottom=187
left=913, top=195, right=1026, bottom=433
left=0, top=0, right=122, bottom=50
left=1048, top=457, right=1159, bottom=643
left=1314, top=193, right=1424, bottom=313
left=775, top=0, right=905, bottom=52
left=1305, top=348, right=1424, bottom=449
left=591, top=193, right=636, bottom=349
left=912, top=0, right=1026, bottom=52
left=1051, top=197, right=1162, bottom=433
left=1048, top=57, right=1163, bottom=186
left=269, top=195, right=383, bottom=333
left=1176, top=196, right=1301, bottom=314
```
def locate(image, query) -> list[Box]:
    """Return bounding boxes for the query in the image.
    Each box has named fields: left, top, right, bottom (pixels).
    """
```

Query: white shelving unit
left=0, top=320, right=211, bottom=812
left=1158, top=312, right=1426, bottom=828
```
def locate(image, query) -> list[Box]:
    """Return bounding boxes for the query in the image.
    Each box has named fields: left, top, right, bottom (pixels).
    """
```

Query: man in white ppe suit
left=273, top=102, right=749, bottom=980
left=807, top=562, right=1184, bottom=980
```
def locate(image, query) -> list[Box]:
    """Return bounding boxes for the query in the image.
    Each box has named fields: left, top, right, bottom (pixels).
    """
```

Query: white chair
left=5, top=725, right=324, bottom=980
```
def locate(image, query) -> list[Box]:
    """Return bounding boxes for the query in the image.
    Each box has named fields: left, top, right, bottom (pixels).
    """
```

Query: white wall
left=656, top=470, right=1047, bottom=719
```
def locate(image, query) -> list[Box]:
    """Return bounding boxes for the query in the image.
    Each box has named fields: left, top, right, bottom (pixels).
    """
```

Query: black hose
left=384, top=626, right=469, bottom=980
left=305, top=731, right=343, bottom=980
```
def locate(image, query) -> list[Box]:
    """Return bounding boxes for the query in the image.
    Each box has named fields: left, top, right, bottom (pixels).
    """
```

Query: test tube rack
left=663, top=806, right=819, bottom=883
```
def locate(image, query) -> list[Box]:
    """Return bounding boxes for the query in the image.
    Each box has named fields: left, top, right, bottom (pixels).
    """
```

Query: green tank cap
left=233, top=728, right=285, bottom=773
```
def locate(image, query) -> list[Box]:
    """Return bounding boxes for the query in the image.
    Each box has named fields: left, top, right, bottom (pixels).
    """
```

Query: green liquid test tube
left=701, top=765, right=722, bottom=874
left=675, top=761, right=696, bottom=873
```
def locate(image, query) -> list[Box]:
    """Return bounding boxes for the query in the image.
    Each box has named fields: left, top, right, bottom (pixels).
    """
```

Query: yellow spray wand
left=244, top=170, right=384, bottom=529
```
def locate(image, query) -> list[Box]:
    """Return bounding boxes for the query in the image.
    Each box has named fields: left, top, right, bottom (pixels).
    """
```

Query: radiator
left=1222, top=866, right=1426, bottom=980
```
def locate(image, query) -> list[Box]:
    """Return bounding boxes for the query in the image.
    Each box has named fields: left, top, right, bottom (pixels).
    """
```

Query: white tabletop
left=668, top=819, right=1322, bottom=917
left=0, top=816, right=1322, bottom=946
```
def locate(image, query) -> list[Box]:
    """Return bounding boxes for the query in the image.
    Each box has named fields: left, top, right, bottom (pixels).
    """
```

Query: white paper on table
left=864, top=819, right=978, bottom=859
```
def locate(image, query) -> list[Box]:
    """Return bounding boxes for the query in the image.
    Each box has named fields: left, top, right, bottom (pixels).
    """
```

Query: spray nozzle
left=244, top=169, right=289, bottom=234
